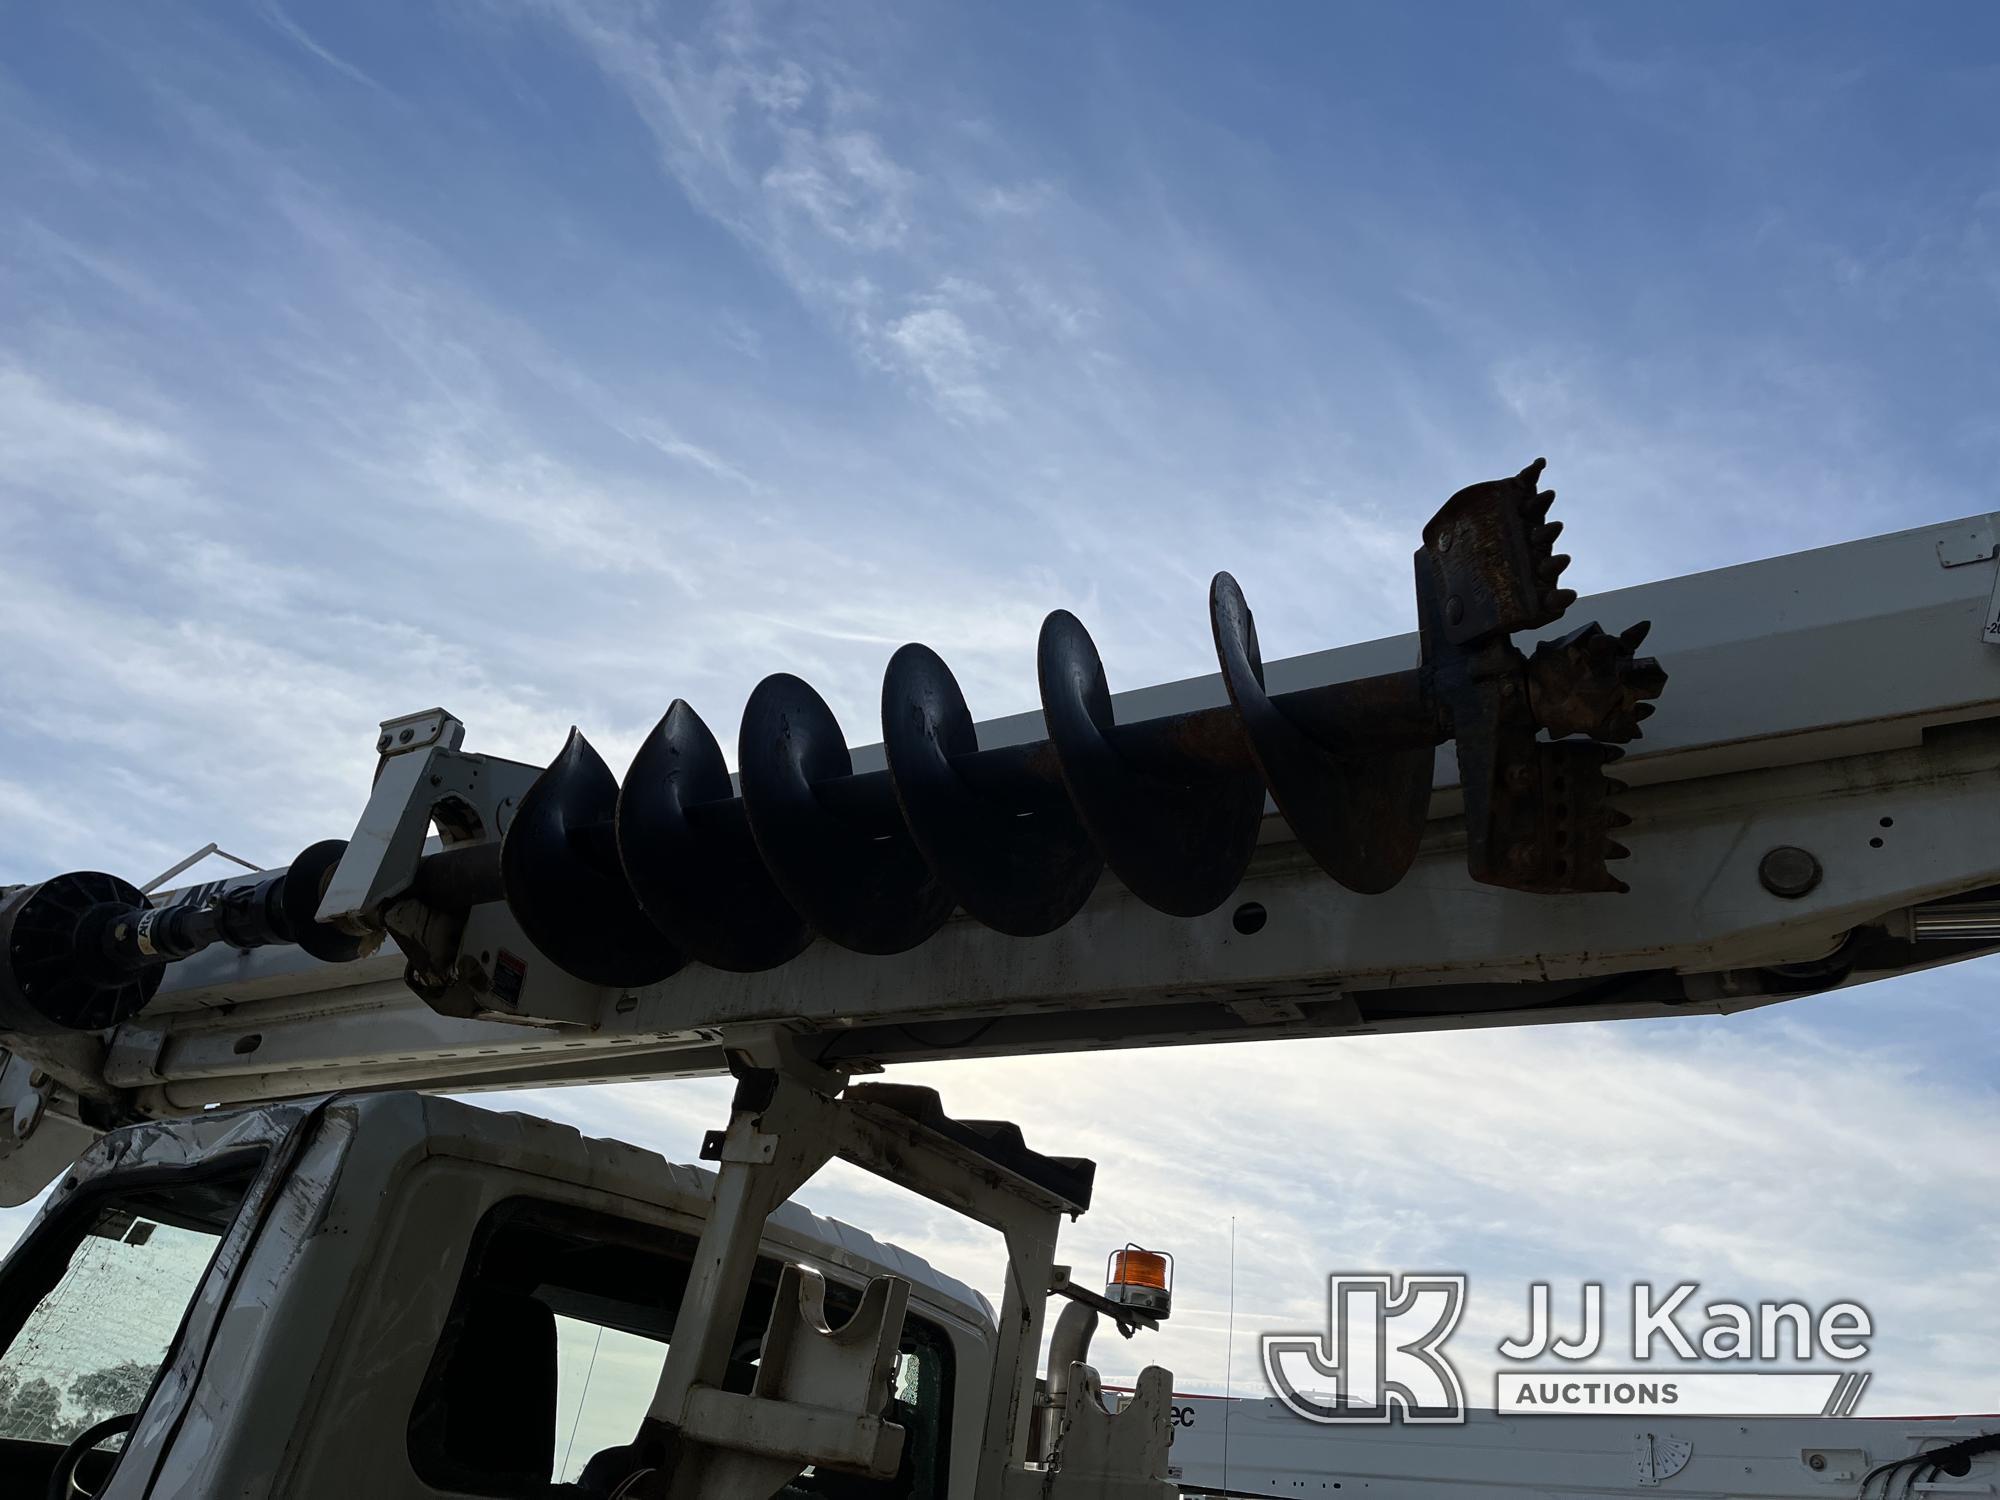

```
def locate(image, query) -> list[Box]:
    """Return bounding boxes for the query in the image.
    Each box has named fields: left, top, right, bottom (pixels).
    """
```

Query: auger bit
left=1415, top=459, right=1666, bottom=894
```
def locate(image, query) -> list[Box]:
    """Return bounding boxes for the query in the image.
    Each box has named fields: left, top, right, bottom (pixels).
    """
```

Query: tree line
left=0, top=1360, right=154, bottom=1444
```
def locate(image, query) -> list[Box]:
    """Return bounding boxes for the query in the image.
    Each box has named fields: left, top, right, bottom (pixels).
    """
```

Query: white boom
left=6, top=506, right=2000, bottom=1197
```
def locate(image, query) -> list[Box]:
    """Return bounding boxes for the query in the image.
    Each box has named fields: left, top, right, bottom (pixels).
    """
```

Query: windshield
left=0, top=1164, right=257, bottom=1446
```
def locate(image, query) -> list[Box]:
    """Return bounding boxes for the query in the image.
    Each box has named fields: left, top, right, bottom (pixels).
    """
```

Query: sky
left=3, top=0, right=2000, bottom=1435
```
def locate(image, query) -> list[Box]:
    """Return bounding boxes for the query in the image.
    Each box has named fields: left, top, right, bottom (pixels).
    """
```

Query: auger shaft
left=0, top=841, right=362, bottom=1035
left=786, top=684, right=1438, bottom=819
left=413, top=669, right=1445, bottom=892
left=414, top=676, right=1439, bottom=881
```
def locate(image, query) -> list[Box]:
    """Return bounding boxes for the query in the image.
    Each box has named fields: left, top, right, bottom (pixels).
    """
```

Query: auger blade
left=1038, top=609, right=1265, bottom=918
left=1408, top=461, right=1668, bottom=895
left=1422, top=458, right=1577, bottom=645
left=1210, top=572, right=1432, bottom=894
left=502, top=730, right=686, bottom=988
left=1526, top=622, right=1670, bottom=744
left=882, top=643, right=1102, bottom=937
left=1463, top=736, right=1634, bottom=895
left=283, top=840, right=369, bottom=964
left=618, top=701, right=811, bottom=973
left=739, top=673, right=953, bottom=955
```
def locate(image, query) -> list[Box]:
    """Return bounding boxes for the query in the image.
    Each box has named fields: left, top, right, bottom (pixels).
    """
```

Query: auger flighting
left=0, top=461, right=1665, bottom=1029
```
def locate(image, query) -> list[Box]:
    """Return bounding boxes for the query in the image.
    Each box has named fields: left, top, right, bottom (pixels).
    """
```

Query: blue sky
left=4, top=1, right=2000, bottom=1416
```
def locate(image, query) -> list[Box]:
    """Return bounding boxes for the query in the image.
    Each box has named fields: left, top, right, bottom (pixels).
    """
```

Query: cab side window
left=406, top=1197, right=953, bottom=1498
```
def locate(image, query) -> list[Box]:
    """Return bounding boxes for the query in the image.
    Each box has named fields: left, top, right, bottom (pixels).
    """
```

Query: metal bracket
left=1933, top=518, right=2000, bottom=646
left=1050, top=1266, right=1160, bottom=1339
left=1935, top=521, right=1996, bottom=568
left=0, top=1051, right=99, bottom=1207
left=616, top=1030, right=1146, bottom=1500
left=374, top=708, right=464, bottom=757
left=318, top=720, right=483, bottom=934
left=1005, top=1364, right=1177, bottom=1498
left=677, top=1266, right=911, bottom=1496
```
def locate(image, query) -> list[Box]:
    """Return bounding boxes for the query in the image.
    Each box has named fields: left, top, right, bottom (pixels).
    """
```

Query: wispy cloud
left=256, top=2, right=384, bottom=93
left=3, top=0, right=1998, bottom=1415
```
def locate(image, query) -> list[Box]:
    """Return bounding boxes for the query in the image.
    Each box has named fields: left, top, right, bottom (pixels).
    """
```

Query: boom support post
left=617, top=1028, right=1161, bottom=1498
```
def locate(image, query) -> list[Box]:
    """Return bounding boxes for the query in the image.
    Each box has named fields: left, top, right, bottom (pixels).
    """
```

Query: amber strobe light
left=1105, top=1245, right=1174, bottom=1319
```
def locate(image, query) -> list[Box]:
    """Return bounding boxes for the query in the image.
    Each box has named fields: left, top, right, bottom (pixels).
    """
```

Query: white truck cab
left=9, top=1093, right=1999, bottom=1500
left=0, top=1092, right=1011, bottom=1498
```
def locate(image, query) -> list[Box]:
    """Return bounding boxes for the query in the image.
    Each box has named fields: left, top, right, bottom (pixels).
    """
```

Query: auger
left=0, top=460, right=1663, bottom=1028
left=501, top=459, right=1662, bottom=986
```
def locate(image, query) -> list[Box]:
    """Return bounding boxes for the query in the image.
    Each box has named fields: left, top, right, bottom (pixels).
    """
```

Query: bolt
left=1758, top=846, right=1822, bottom=900
left=1809, top=1455, right=1826, bottom=1472
left=376, top=733, right=392, bottom=752
left=1437, top=529, right=1453, bottom=553
left=1446, top=595, right=1465, bottom=627
left=398, top=727, right=415, bottom=744
left=1506, top=765, right=1534, bottom=792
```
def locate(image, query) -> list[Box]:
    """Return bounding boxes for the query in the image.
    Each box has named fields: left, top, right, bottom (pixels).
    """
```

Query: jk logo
left=1262, top=1274, right=1468, bottom=1424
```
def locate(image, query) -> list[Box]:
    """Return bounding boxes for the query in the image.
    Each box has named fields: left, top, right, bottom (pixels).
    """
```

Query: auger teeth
left=1606, top=808, right=1634, bottom=829
left=1539, top=553, right=1572, bottom=582
left=1620, top=619, right=1652, bottom=649
left=1520, top=457, right=1548, bottom=485
left=1633, top=701, right=1656, bottom=721
left=1604, top=840, right=1632, bottom=862
left=1533, top=488, right=1556, bottom=517
left=1536, top=521, right=1564, bottom=546
left=1545, top=586, right=1578, bottom=614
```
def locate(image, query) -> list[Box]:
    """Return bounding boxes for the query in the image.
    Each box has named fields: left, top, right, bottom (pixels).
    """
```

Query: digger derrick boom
left=3, top=465, right=1655, bottom=1028
left=4, top=472, right=2000, bottom=1151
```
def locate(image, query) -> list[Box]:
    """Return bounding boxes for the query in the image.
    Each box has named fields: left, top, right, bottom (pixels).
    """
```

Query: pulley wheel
left=280, top=839, right=369, bottom=963
left=0, top=872, right=162, bottom=1034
